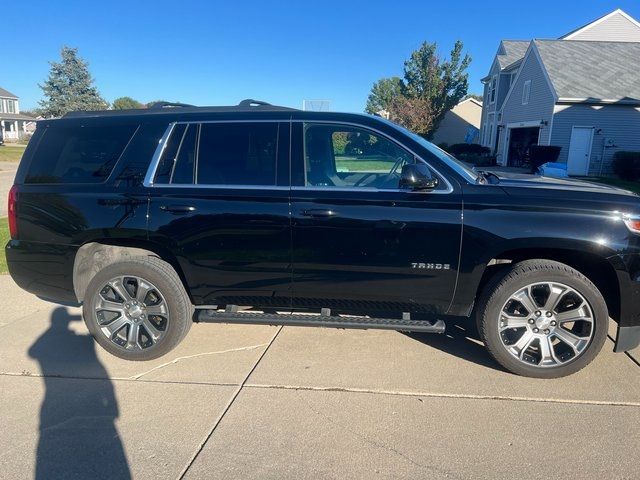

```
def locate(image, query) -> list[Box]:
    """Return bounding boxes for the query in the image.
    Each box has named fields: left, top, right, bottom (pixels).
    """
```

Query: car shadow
left=403, top=317, right=507, bottom=372
left=27, top=307, right=131, bottom=480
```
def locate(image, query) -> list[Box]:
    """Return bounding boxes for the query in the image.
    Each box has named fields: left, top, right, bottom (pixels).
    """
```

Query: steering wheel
left=389, top=156, right=408, bottom=176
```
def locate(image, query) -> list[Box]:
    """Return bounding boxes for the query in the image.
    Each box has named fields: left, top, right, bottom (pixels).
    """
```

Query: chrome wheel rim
left=93, top=275, right=169, bottom=351
left=498, top=282, right=594, bottom=368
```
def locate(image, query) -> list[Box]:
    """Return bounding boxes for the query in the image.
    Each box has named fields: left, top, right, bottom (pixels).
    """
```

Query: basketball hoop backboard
left=302, top=99, right=331, bottom=111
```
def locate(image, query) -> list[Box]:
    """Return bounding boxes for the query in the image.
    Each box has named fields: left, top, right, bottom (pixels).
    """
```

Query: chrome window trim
left=142, top=118, right=455, bottom=194
left=143, top=122, right=176, bottom=187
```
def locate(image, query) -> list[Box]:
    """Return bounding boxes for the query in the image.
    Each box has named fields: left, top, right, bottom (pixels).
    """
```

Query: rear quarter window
left=25, top=124, right=138, bottom=184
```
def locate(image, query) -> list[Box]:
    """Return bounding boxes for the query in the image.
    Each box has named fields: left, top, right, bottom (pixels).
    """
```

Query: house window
left=522, top=80, right=531, bottom=105
left=490, top=76, right=497, bottom=104
left=0, top=99, right=4, bottom=113
left=7, top=100, right=15, bottom=113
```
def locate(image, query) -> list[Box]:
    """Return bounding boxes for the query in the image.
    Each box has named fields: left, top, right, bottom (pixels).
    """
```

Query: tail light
left=8, top=185, right=17, bottom=239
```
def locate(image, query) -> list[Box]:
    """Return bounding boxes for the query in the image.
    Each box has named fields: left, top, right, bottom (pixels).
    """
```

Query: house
left=431, top=97, right=482, bottom=146
left=0, top=87, right=36, bottom=141
left=479, top=9, right=640, bottom=175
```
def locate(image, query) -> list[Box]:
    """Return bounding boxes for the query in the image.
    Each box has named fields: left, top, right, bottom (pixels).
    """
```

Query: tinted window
left=172, top=125, right=198, bottom=184
left=25, top=124, right=137, bottom=184
left=197, top=123, right=278, bottom=185
left=304, top=124, right=413, bottom=189
left=154, top=124, right=198, bottom=184
left=154, top=124, right=187, bottom=184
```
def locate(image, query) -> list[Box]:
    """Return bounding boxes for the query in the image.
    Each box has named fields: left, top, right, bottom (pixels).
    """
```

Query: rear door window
left=197, top=122, right=278, bottom=186
left=25, top=124, right=138, bottom=184
left=152, top=122, right=279, bottom=186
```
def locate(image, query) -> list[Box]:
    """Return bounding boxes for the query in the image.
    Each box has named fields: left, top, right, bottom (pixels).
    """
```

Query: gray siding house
left=480, top=9, right=640, bottom=175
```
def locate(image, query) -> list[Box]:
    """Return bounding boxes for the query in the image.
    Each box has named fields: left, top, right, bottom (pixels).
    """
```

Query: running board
left=196, top=308, right=446, bottom=334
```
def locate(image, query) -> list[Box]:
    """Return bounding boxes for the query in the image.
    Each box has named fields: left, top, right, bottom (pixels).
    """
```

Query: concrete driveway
left=0, top=274, right=638, bottom=479
left=0, top=161, right=18, bottom=216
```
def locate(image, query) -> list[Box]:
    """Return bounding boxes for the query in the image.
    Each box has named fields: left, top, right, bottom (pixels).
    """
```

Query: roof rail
left=148, top=101, right=196, bottom=109
left=238, top=99, right=272, bottom=107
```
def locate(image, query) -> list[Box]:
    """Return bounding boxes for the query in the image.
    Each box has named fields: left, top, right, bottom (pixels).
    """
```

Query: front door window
left=304, top=124, right=414, bottom=190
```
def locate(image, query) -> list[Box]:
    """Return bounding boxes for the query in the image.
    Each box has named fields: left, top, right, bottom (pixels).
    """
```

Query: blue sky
left=5, top=0, right=640, bottom=112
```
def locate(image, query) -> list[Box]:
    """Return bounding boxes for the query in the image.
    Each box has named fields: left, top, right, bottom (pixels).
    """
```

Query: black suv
left=6, top=100, right=640, bottom=378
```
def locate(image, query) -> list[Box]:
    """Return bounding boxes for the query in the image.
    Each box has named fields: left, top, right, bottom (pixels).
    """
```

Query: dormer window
left=490, top=76, right=497, bottom=104
left=522, top=80, right=531, bottom=105
left=7, top=99, right=15, bottom=113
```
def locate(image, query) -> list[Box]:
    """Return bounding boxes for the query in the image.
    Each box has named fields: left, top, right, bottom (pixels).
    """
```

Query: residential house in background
left=480, top=9, right=640, bottom=175
left=0, top=87, right=36, bottom=141
left=431, top=97, right=482, bottom=146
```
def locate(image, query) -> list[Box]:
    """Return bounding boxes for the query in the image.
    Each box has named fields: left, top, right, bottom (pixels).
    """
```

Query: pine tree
left=38, top=46, right=108, bottom=117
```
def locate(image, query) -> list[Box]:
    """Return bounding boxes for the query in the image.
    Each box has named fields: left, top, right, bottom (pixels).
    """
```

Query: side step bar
left=196, top=307, right=446, bottom=334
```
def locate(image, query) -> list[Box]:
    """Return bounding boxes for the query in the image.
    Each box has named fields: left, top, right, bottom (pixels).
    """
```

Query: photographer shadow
left=28, top=307, right=131, bottom=480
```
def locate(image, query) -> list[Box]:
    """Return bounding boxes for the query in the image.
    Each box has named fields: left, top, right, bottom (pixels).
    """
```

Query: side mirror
left=399, top=164, right=439, bottom=191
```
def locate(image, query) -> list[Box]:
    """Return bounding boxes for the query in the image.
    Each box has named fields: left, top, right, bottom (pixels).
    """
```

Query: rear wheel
left=477, top=260, right=608, bottom=378
left=83, top=256, right=192, bottom=361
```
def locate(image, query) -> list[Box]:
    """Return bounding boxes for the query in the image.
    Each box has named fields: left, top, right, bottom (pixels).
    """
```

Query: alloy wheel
left=498, top=282, right=594, bottom=368
left=93, top=275, right=169, bottom=351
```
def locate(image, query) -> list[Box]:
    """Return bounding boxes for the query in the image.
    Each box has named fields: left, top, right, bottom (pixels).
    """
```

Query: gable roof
left=560, top=8, right=640, bottom=41
left=0, top=87, right=18, bottom=99
left=496, top=40, right=530, bottom=69
left=534, top=39, right=640, bottom=104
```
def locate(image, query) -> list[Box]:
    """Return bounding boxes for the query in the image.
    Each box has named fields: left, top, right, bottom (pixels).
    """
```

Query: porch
left=0, top=114, right=36, bottom=141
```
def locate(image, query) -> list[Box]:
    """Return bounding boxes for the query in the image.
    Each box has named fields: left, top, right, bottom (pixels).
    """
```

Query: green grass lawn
left=586, top=177, right=640, bottom=194
left=336, top=156, right=396, bottom=172
left=0, top=145, right=27, bottom=162
left=0, top=217, right=9, bottom=274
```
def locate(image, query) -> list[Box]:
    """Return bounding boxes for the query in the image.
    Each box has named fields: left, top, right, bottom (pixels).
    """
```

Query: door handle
left=160, top=204, right=197, bottom=214
left=301, top=209, right=338, bottom=218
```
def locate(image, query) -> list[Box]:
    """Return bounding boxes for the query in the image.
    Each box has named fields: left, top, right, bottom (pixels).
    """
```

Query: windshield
left=379, top=118, right=480, bottom=183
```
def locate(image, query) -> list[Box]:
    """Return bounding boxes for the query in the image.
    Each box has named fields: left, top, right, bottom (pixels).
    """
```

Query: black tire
left=477, top=259, right=608, bottom=378
left=83, top=256, right=192, bottom=361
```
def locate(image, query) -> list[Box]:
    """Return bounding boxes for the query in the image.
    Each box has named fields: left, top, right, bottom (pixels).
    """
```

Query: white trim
left=557, top=97, right=640, bottom=105
left=561, top=9, right=640, bottom=40
left=505, top=120, right=543, bottom=128
left=522, top=80, right=531, bottom=105
left=547, top=110, right=554, bottom=146
left=489, top=75, right=497, bottom=104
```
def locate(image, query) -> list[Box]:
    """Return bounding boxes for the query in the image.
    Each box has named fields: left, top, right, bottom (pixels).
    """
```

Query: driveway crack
left=177, top=326, right=283, bottom=480
left=129, top=343, right=270, bottom=380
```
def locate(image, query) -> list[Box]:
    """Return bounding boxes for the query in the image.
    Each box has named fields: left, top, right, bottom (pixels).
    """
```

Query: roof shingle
left=534, top=39, right=640, bottom=103
left=497, top=40, right=530, bottom=69
left=0, top=87, right=18, bottom=98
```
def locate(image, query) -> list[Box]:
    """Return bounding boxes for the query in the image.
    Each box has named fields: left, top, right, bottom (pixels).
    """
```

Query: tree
left=112, top=96, right=144, bottom=110
left=365, top=77, right=403, bottom=115
left=145, top=100, right=169, bottom=108
left=366, top=40, right=471, bottom=139
left=38, top=46, right=108, bottom=117
left=388, top=95, right=434, bottom=137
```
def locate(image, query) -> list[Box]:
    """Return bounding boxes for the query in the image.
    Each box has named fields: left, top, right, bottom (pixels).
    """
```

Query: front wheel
left=477, top=260, right=608, bottom=378
left=83, top=256, right=192, bottom=361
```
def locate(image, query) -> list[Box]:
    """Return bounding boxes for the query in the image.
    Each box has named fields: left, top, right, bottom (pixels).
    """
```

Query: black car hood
left=487, top=171, right=638, bottom=197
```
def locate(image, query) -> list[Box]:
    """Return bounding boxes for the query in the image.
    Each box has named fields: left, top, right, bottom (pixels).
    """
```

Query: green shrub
left=612, top=151, right=640, bottom=180
left=446, top=143, right=490, bottom=156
